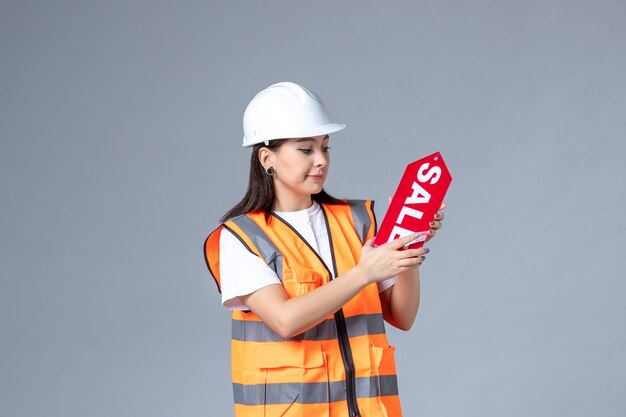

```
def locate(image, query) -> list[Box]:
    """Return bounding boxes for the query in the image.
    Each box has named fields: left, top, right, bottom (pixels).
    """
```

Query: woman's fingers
left=395, top=247, right=428, bottom=267
left=397, top=254, right=425, bottom=266
left=396, top=253, right=427, bottom=270
left=361, top=235, right=429, bottom=282
left=426, top=203, right=446, bottom=242
left=387, top=233, right=421, bottom=250
left=402, top=247, right=428, bottom=258
left=432, top=203, right=446, bottom=227
left=429, top=220, right=442, bottom=230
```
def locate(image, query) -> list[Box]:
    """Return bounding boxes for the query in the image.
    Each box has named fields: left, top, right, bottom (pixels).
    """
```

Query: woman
left=205, top=82, right=445, bottom=417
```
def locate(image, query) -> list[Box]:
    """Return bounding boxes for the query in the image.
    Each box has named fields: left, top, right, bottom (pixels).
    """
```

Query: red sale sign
left=374, top=152, right=452, bottom=250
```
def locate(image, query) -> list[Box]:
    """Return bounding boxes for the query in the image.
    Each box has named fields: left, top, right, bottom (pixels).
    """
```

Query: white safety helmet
left=242, top=82, right=346, bottom=148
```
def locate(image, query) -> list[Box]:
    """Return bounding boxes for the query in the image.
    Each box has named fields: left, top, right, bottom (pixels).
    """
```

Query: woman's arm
left=379, top=204, right=446, bottom=330
left=378, top=268, right=421, bottom=330
left=240, top=232, right=425, bottom=339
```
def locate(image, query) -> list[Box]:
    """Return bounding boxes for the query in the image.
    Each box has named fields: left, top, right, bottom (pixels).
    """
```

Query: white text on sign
left=387, top=163, right=442, bottom=243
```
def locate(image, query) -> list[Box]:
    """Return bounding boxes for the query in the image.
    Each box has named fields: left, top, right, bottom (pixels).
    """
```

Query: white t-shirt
left=219, top=202, right=397, bottom=310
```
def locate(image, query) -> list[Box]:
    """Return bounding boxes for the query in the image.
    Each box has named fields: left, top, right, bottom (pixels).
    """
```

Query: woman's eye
left=298, top=148, right=312, bottom=154
left=323, top=146, right=331, bottom=152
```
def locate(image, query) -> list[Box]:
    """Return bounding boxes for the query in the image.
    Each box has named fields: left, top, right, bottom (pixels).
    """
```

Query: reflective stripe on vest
left=347, top=199, right=375, bottom=245
left=233, top=374, right=398, bottom=405
left=232, top=313, right=386, bottom=342
left=224, top=213, right=284, bottom=279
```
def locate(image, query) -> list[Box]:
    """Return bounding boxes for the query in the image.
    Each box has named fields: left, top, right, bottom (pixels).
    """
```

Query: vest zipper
left=273, top=210, right=362, bottom=417
left=334, top=308, right=361, bottom=417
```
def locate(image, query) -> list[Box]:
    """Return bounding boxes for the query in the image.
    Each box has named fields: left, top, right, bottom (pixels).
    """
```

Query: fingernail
left=420, top=255, right=426, bottom=260
left=435, top=213, right=442, bottom=219
left=429, top=221, right=436, bottom=226
left=425, top=248, right=430, bottom=254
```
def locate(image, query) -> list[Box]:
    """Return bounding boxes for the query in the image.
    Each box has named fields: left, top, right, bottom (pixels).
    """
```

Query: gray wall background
left=1, top=1, right=625, bottom=416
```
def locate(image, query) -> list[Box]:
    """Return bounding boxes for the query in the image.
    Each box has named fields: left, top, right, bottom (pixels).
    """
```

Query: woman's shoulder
left=322, top=199, right=375, bottom=212
left=221, top=209, right=265, bottom=225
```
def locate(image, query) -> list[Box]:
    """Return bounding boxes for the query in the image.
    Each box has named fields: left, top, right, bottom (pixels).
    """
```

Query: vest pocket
left=256, top=341, right=330, bottom=417
left=369, top=342, right=398, bottom=417
left=289, top=266, right=325, bottom=296
left=370, top=343, right=396, bottom=375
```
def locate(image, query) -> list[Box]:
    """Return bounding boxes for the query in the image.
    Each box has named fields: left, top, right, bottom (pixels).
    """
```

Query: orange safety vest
left=205, top=200, right=402, bottom=417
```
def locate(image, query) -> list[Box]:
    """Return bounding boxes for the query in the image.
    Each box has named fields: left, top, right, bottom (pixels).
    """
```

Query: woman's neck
left=273, top=197, right=314, bottom=212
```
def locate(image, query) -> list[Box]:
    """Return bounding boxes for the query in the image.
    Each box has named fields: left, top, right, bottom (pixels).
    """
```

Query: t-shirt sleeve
left=219, top=228, right=282, bottom=310
left=377, top=275, right=397, bottom=293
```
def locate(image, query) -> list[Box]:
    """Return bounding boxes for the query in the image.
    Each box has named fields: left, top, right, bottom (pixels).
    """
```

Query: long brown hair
left=221, top=139, right=344, bottom=222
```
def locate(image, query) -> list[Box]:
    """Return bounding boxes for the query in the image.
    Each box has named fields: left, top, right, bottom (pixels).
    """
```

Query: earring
left=265, top=166, right=275, bottom=176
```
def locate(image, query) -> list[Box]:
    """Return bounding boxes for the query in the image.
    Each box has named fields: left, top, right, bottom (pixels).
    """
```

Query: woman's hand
left=357, top=233, right=428, bottom=284
left=426, top=202, right=446, bottom=241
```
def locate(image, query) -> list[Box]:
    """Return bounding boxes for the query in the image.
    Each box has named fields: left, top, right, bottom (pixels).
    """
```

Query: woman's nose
left=314, top=150, right=328, bottom=167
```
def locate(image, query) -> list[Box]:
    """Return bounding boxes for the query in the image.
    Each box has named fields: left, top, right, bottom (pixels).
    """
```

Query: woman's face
left=263, top=135, right=330, bottom=211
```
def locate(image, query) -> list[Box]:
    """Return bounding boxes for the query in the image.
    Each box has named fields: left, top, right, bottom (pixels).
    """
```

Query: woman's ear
left=258, top=147, right=274, bottom=170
